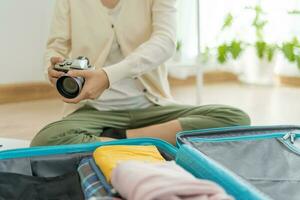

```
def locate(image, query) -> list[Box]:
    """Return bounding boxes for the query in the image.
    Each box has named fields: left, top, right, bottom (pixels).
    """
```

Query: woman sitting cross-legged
left=31, top=0, right=250, bottom=147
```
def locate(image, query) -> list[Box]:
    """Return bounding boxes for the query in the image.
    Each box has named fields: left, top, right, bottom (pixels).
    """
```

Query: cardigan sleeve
left=44, top=0, right=71, bottom=71
left=103, top=0, right=177, bottom=85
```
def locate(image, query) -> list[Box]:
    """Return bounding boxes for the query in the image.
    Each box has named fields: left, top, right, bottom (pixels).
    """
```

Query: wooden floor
left=0, top=83, right=299, bottom=141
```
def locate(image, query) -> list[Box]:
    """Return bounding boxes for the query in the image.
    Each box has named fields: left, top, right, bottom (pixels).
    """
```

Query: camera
left=54, top=56, right=92, bottom=99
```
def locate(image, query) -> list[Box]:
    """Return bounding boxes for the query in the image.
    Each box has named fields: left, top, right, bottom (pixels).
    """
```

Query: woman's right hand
left=48, top=57, right=65, bottom=87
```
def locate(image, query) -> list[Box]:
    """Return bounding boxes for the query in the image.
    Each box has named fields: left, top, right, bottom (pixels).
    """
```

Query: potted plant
left=275, top=10, right=300, bottom=85
left=216, top=39, right=245, bottom=73
left=199, top=13, right=246, bottom=74
left=275, top=37, right=300, bottom=85
left=240, top=5, right=278, bottom=85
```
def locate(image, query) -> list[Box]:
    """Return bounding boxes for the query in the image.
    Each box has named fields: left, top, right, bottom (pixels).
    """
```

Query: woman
left=31, top=0, right=250, bottom=146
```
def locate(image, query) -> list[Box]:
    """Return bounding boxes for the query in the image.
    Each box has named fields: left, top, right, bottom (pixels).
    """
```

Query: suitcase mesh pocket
left=192, top=137, right=300, bottom=200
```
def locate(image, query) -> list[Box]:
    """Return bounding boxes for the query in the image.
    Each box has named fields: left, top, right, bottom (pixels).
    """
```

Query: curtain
left=176, top=0, right=198, bottom=59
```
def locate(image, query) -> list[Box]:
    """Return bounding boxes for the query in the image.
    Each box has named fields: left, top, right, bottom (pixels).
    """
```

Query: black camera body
left=54, top=56, right=92, bottom=99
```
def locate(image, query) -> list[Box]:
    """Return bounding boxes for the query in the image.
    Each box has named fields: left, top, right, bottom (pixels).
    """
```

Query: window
left=177, top=0, right=300, bottom=58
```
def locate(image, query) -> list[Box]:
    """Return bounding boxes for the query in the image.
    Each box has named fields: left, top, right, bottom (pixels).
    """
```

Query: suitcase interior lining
left=0, top=147, right=174, bottom=177
left=191, top=139, right=300, bottom=200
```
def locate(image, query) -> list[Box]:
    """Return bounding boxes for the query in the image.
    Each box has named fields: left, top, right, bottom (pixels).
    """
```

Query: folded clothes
left=89, top=158, right=117, bottom=197
left=93, top=145, right=165, bottom=182
left=78, top=157, right=112, bottom=199
left=0, top=171, right=84, bottom=200
left=111, top=161, right=234, bottom=200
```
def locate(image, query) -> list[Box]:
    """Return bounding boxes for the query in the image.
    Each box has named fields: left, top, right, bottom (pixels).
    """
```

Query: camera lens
left=56, top=76, right=84, bottom=99
left=62, top=78, right=79, bottom=94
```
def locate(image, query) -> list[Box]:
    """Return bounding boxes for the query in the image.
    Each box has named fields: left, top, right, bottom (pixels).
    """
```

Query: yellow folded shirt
left=93, top=145, right=165, bottom=182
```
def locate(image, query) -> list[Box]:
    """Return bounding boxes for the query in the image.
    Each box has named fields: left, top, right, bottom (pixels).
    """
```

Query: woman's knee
left=30, top=123, right=67, bottom=147
left=190, top=104, right=250, bottom=126
left=213, top=105, right=251, bottom=126
left=30, top=122, right=96, bottom=147
left=235, top=109, right=251, bottom=126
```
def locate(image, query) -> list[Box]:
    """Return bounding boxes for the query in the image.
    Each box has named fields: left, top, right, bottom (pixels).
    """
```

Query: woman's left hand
left=62, top=69, right=109, bottom=104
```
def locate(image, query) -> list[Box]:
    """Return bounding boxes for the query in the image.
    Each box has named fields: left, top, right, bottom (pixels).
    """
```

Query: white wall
left=0, top=0, right=55, bottom=84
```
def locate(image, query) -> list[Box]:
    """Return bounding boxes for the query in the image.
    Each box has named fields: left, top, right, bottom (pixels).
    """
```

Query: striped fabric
left=77, top=157, right=111, bottom=199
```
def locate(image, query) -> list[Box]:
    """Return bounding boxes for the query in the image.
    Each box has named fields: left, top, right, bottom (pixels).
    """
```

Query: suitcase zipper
left=279, top=132, right=300, bottom=155
left=188, top=132, right=294, bottom=143
left=176, top=125, right=300, bottom=146
left=188, top=132, right=300, bottom=155
left=282, top=132, right=296, bottom=144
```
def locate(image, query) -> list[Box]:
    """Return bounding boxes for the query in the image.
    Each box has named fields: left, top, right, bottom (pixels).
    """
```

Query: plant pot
left=200, top=54, right=245, bottom=75
left=239, top=48, right=276, bottom=85
left=275, top=54, right=300, bottom=86
left=275, top=54, right=300, bottom=77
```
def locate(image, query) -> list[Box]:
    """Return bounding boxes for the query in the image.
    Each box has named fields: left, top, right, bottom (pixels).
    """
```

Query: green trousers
left=30, top=104, right=250, bottom=147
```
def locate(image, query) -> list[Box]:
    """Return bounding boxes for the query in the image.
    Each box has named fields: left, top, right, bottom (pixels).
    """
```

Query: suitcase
left=176, top=125, right=300, bottom=200
left=1, top=126, right=296, bottom=200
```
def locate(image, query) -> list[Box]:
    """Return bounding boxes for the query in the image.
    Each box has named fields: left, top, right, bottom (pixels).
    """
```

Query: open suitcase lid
left=176, top=125, right=300, bottom=146
left=175, top=125, right=300, bottom=200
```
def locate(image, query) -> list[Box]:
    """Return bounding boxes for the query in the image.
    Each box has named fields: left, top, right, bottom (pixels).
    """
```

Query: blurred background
left=0, top=0, right=299, bottom=144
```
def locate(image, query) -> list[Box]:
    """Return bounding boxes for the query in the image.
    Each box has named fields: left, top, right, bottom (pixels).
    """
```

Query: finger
left=48, top=67, right=65, bottom=78
left=49, top=77, right=57, bottom=86
left=61, top=81, right=91, bottom=103
left=61, top=92, right=86, bottom=104
left=68, top=70, right=89, bottom=78
left=50, top=57, right=64, bottom=65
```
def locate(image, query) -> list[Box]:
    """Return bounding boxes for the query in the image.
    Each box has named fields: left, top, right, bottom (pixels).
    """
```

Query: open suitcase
left=177, top=125, right=300, bottom=200
left=0, top=125, right=299, bottom=200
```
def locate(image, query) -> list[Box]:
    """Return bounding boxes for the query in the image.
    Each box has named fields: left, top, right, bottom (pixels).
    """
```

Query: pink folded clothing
left=111, top=161, right=234, bottom=200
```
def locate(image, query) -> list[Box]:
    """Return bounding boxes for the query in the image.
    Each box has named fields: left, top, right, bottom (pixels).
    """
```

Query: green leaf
left=282, top=42, right=295, bottom=62
left=255, top=20, right=268, bottom=30
left=254, top=5, right=264, bottom=14
left=229, top=40, right=242, bottom=59
left=176, top=41, right=182, bottom=52
left=296, top=55, right=300, bottom=70
left=266, top=45, right=277, bottom=62
left=217, top=44, right=228, bottom=64
left=253, top=19, right=267, bottom=40
left=249, top=4, right=267, bottom=41
left=292, top=37, right=299, bottom=45
left=255, top=41, right=266, bottom=60
left=222, top=13, right=233, bottom=30
left=288, top=10, right=300, bottom=15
